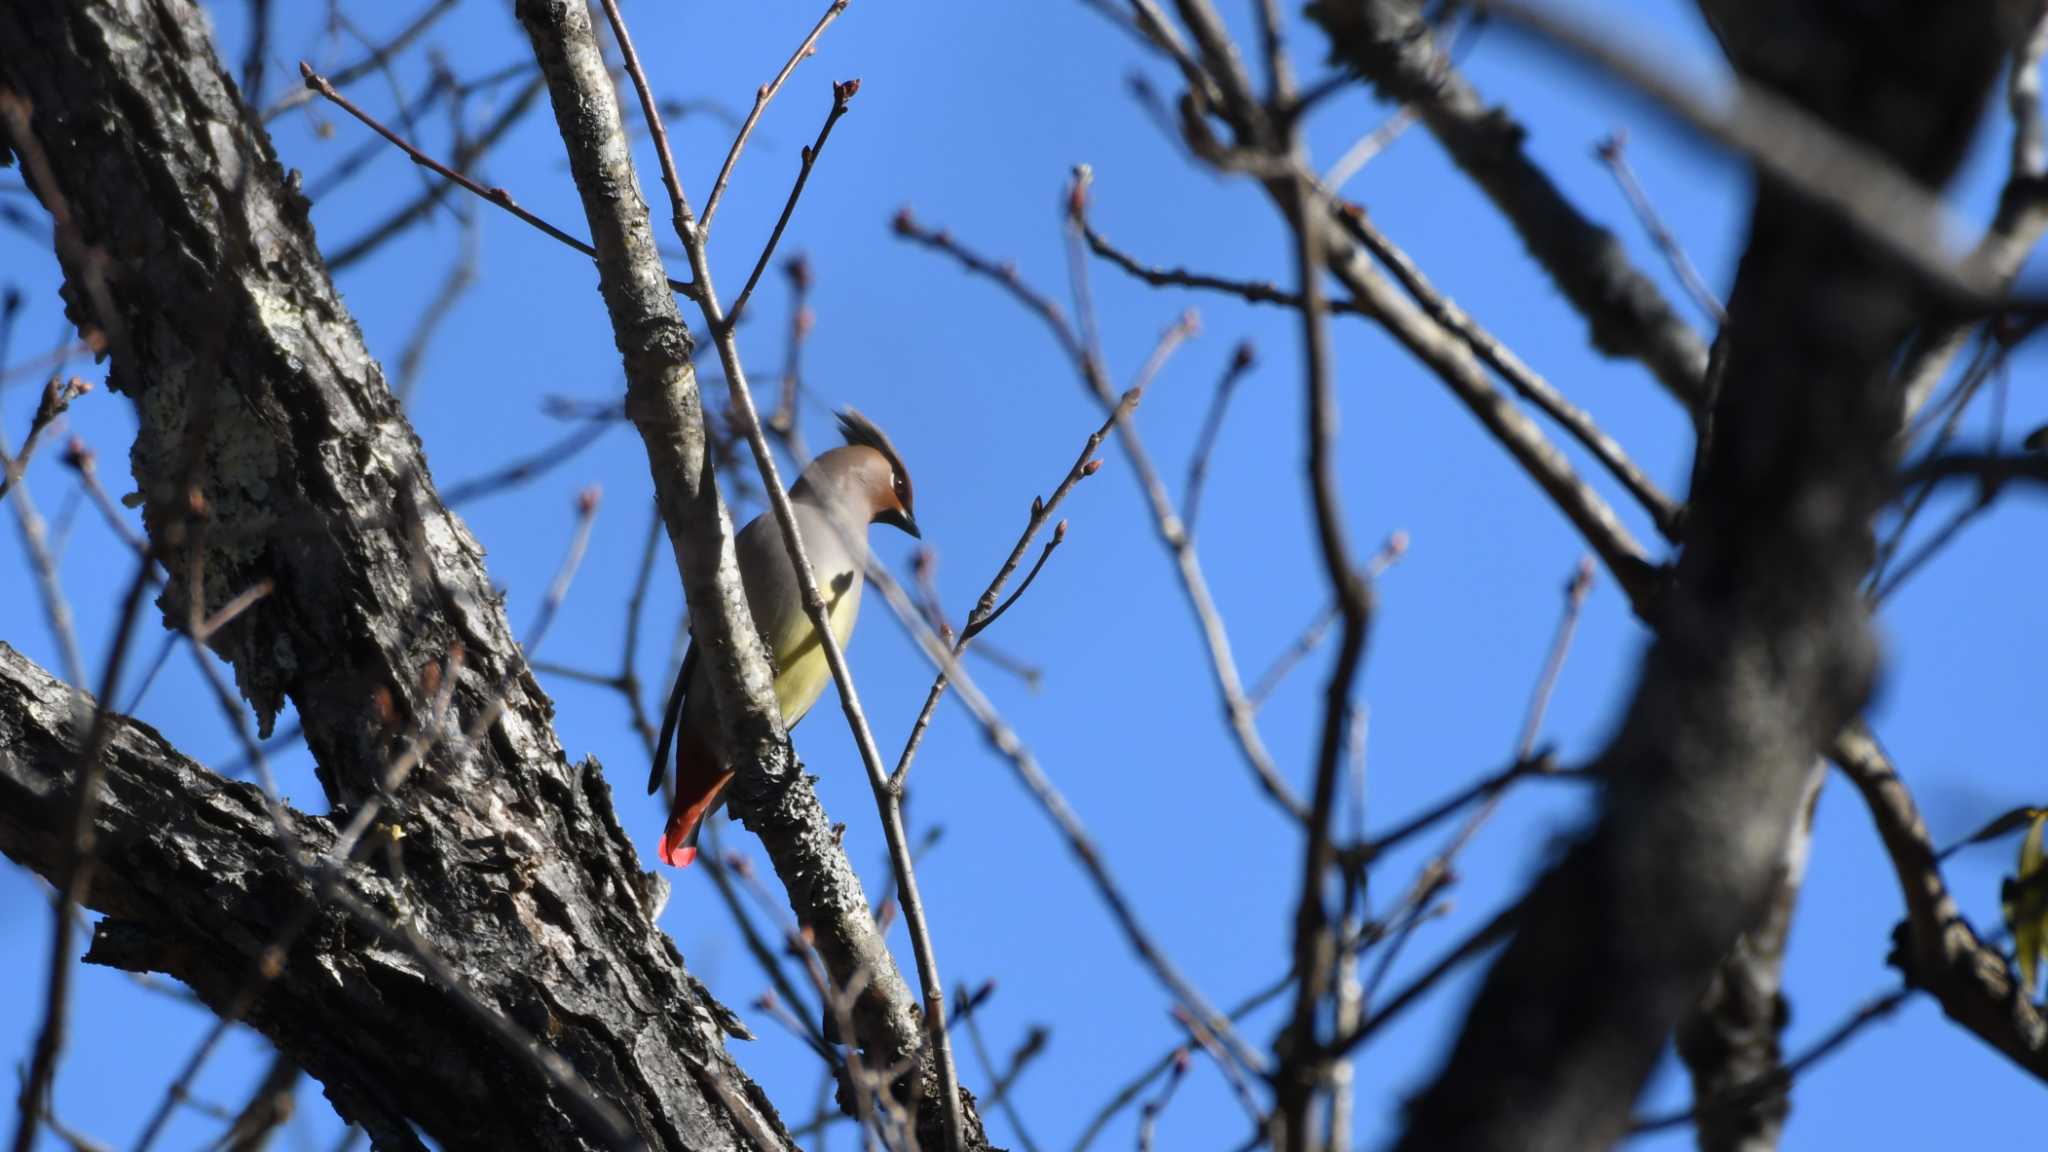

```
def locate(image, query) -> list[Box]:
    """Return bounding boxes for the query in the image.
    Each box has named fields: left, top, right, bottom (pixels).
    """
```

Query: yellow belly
left=767, top=572, right=861, bottom=729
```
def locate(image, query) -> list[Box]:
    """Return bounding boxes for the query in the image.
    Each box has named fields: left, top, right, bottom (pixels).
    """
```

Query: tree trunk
left=0, top=2, right=788, bottom=1147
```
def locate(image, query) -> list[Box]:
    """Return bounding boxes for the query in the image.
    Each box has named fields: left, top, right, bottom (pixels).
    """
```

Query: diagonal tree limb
left=1832, top=723, right=2048, bottom=1078
left=1307, top=0, right=1712, bottom=413
left=0, top=642, right=780, bottom=1152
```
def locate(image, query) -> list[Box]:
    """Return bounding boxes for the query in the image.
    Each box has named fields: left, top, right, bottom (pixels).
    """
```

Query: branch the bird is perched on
left=542, top=0, right=981, bottom=1144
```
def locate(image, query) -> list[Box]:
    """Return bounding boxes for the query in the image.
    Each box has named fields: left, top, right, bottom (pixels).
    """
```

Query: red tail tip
left=659, top=825, right=699, bottom=868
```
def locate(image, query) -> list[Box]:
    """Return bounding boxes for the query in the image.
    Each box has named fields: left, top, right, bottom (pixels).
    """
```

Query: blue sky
left=4, top=2, right=2045, bottom=1149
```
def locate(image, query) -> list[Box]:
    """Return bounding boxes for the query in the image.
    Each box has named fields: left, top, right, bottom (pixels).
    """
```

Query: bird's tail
left=660, top=726, right=734, bottom=868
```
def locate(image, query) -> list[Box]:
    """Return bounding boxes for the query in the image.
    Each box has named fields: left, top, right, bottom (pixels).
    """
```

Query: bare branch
left=1307, top=0, right=1710, bottom=410
left=1480, top=0, right=2007, bottom=306
left=700, top=0, right=852, bottom=237
left=1274, top=153, right=1375, bottom=1151
left=895, top=201, right=1313, bottom=824
left=556, top=2, right=984, bottom=1144
left=727, top=80, right=860, bottom=328
left=1833, top=724, right=2048, bottom=1081
left=1595, top=132, right=1726, bottom=324
left=891, top=389, right=1136, bottom=791
left=1182, top=341, right=1254, bottom=535
left=301, top=63, right=695, bottom=296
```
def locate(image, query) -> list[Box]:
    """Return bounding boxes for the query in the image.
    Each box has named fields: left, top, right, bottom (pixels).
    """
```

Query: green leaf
left=1939, top=805, right=2046, bottom=860
left=2001, top=812, right=2048, bottom=1002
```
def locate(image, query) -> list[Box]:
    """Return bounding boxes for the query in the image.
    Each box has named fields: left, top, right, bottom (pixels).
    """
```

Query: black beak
left=878, top=507, right=921, bottom=539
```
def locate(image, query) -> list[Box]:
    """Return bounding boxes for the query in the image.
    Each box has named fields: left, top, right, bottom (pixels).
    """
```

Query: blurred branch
left=1674, top=760, right=1824, bottom=1152
left=1481, top=0, right=2011, bottom=307
left=263, top=0, right=462, bottom=120
left=316, top=69, right=561, bottom=275
left=1306, top=0, right=1711, bottom=411
left=1595, top=132, right=1726, bottom=324
left=1383, top=0, right=2018, bottom=1138
left=1899, top=3, right=2048, bottom=419
left=1182, top=341, right=1254, bottom=535
left=1329, top=202, right=1683, bottom=537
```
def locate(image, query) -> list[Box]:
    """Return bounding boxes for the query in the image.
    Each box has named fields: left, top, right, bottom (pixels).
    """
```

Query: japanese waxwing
left=648, top=408, right=920, bottom=867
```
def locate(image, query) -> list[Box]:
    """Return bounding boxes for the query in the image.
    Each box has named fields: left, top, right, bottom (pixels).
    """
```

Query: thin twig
left=890, top=392, right=1136, bottom=791
left=1135, top=1050, right=1192, bottom=1152
left=957, top=990, right=1047, bottom=1152
left=1630, top=989, right=1912, bottom=1133
left=1324, top=107, right=1417, bottom=190
left=60, top=439, right=147, bottom=556
left=1248, top=607, right=1334, bottom=710
left=700, top=0, right=852, bottom=238
left=961, top=527, right=1064, bottom=643
left=323, top=72, right=544, bottom=269
left=1080, top=214, right=1355, bottom=316
left=1347, top=560, right=1594, bottom=1029
left=522, top=486, right=601, bottom=654
left=0, top=373, right=89, bottom=501
left=1595, top=132, right=1725, bottom=324
left=1328, top=203, right=1682, bottom=536
left=1182, top=342, right=1254, bottom=536
left=896, top=197, right=1311, bottom=824
left=866, top=568, right=1269, bottom=1083
left=1172, top=1005, right=1263, bottom=1129
left=1348, top=752, right=1565, bottom=866
left=441, top=411, right=618, bottom=505
left=1329, top=901, right=1519, bottom=1058
left=300, top=63, right=695, bottom=296
left=1129, top=309, right=1201, bottom=396
left=726, top=80, right=860, bottom=328
left=263, top=0, right=461, bottom=120
left=1872, top=487, right=1999, bottom=603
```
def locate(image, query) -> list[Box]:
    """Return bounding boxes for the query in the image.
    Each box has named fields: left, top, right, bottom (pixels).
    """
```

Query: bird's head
left=822, top=407, right=919, bottom=539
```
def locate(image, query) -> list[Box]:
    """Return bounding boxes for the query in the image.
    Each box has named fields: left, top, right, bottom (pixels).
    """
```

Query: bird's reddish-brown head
left=831, top=408, right=919, bottom=538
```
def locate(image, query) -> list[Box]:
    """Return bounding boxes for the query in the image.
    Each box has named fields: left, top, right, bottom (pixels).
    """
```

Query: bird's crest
left=836, top=407, right=913, bottom=508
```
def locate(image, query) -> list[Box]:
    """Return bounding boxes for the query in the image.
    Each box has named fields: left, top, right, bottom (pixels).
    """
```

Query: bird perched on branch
left=649, top=409, right=920, bottom=867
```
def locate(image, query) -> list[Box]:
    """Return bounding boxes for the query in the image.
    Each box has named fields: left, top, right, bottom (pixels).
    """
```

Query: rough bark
left=0, top=2, right=786, bottom=1148
left=1308, top=0, right=1712, bottom=412
left=0, top=643, right=779, bottom=1151
left=1389, top=4, right=2016, bottom=1149
left=1833, top=724, right=2048, bottom=1079
left=1674, top=762, right=1822, bottom=1152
